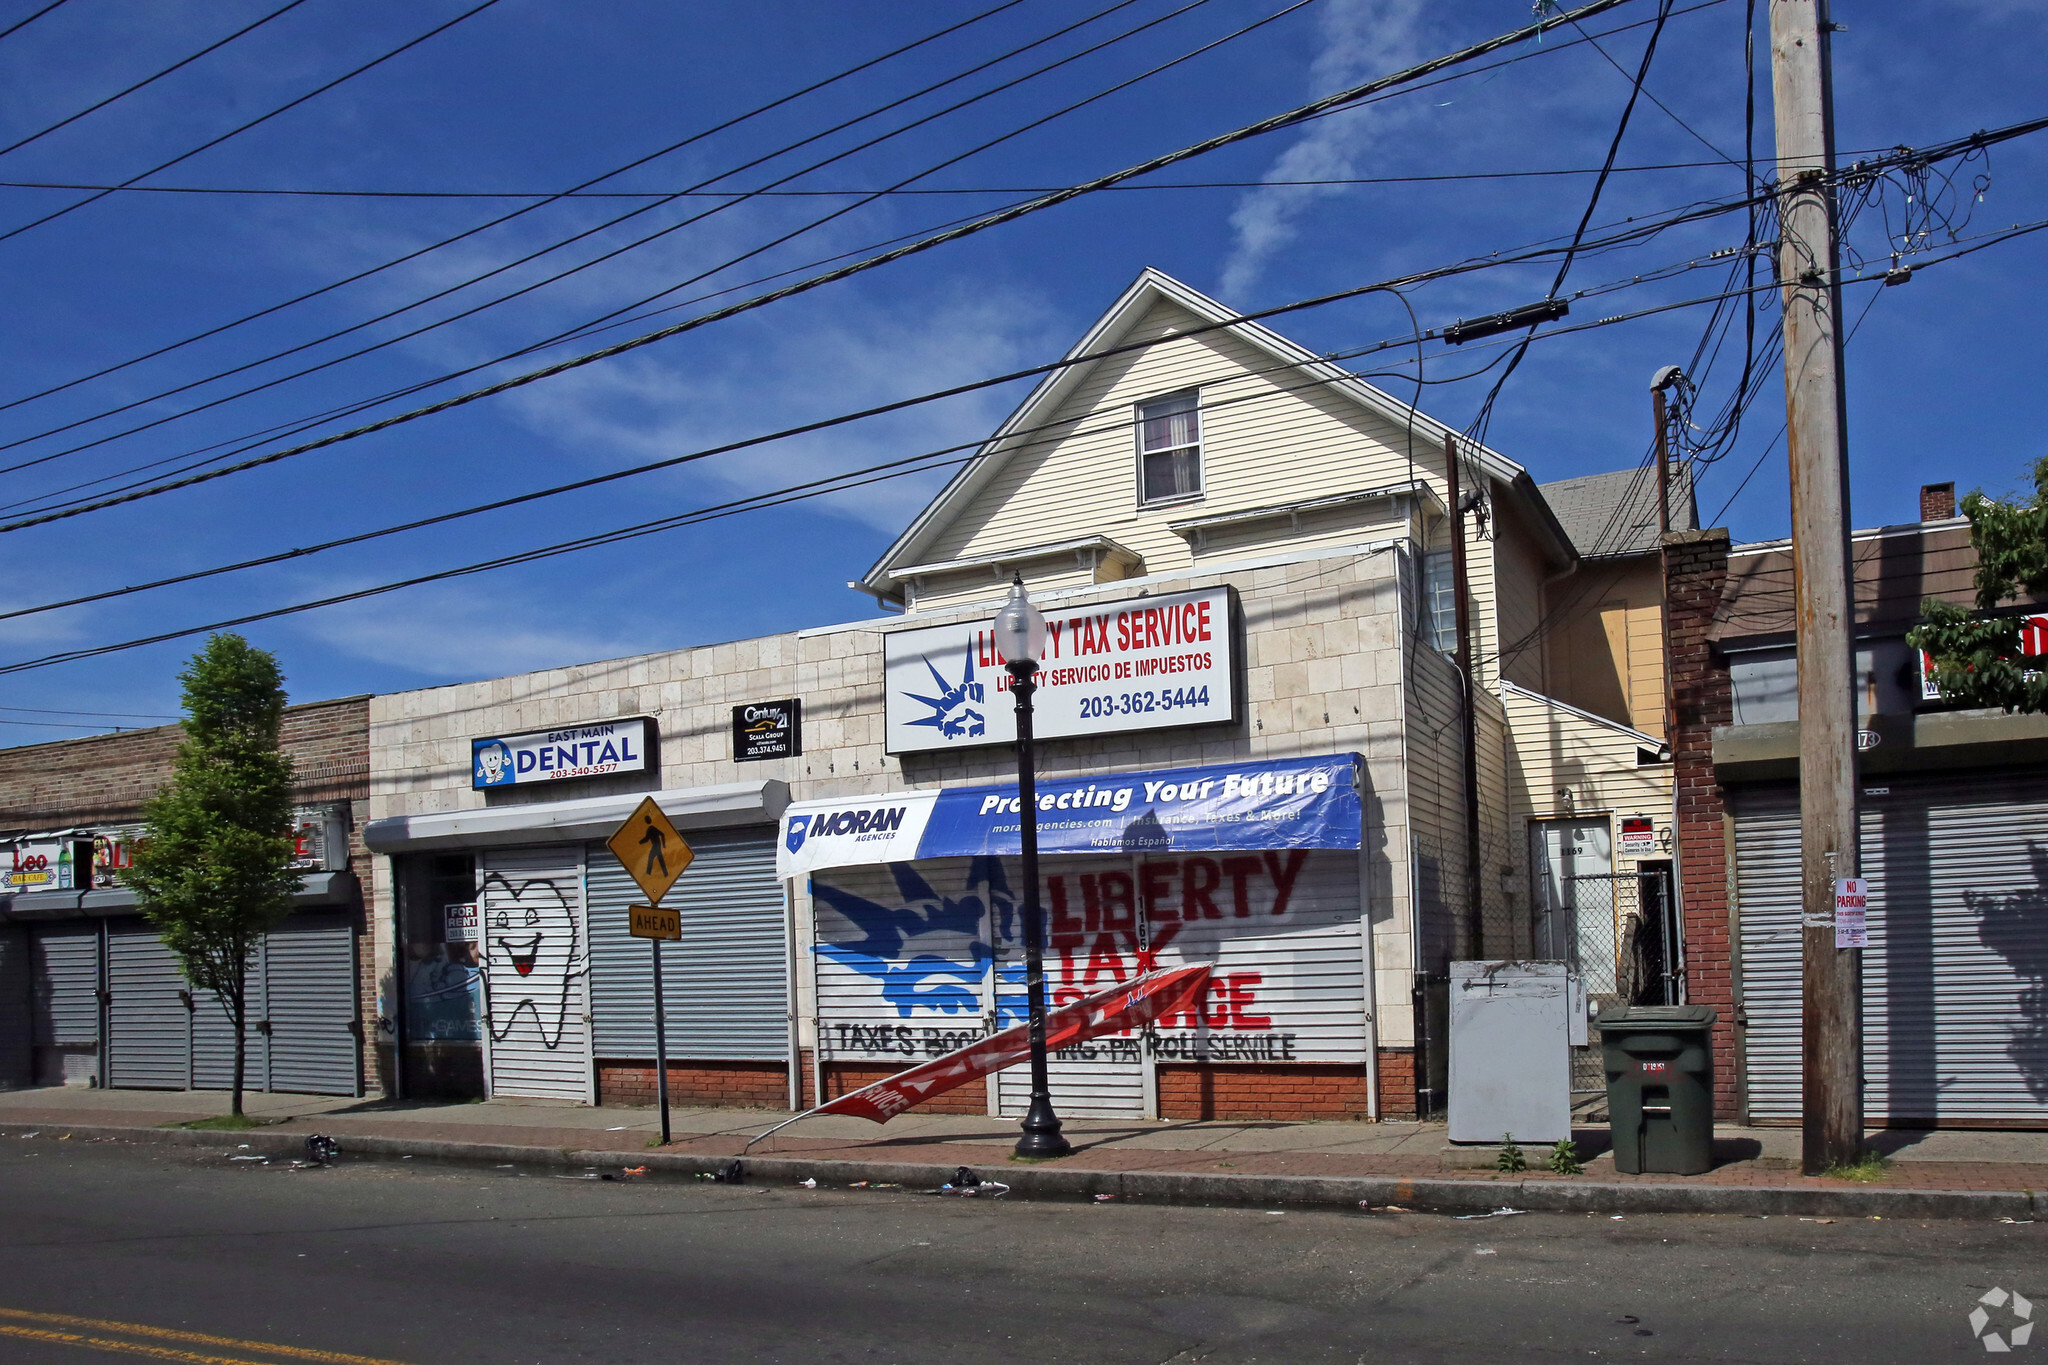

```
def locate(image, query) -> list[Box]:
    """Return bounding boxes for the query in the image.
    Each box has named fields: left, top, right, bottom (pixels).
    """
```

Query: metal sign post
left=609, top=797, right=693, bottom=1147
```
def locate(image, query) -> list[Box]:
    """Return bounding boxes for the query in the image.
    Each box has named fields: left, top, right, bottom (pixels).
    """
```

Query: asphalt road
left=1, top=1136, right=2043, bottom=1364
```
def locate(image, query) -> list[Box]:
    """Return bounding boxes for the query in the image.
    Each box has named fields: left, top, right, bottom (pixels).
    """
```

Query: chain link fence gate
left=1551, top=867, right=1676, bottom=1096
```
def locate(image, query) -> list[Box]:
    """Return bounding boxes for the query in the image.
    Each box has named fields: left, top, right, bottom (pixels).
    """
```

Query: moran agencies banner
left=882, top=585, right=1236, bottom=754
left=775, top=753, right=1360, bottom=878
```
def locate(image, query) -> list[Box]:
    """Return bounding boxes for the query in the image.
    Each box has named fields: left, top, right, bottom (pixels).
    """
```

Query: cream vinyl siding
left=1500, top=682, right=1672, bottom=855
left=911, top=299, right=1458, bottom=615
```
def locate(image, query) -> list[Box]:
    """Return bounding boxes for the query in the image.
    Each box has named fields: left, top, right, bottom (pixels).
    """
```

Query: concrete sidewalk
left=5, top=1086, right=2047, bottom=1218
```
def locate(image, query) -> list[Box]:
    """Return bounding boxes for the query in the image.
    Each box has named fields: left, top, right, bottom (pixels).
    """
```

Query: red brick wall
left=1158, top=1063, right=1367, bottom=1121
left=0, top=695, right=377, bottom=1095
left=1375, top=1048, right=1417, bottom=1121
left=1663, top=529, right=1741, bottom=1118
left=597, top=1059, right=795, bottom=1110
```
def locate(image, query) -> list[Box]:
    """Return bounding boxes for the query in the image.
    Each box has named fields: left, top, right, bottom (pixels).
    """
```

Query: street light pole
left=996, top=576, right=1071, bottom=1160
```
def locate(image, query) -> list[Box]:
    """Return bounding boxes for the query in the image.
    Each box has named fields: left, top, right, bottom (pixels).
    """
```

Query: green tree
left=123, top=634, right=302, bottom=1118
left=1907, top=456, right=2048, bottom=713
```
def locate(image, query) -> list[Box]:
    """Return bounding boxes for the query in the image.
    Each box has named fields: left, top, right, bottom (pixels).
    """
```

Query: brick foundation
left=1663, top=529, right=1741, bottom=1119
left=597, top=1058, right=795, bottom=1110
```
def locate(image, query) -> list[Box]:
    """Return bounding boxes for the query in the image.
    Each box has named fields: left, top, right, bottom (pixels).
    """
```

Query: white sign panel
left=3, top=840, right=81, bottom=892
left=1834, top=877, right=1869, bottom=949
left=777, top=791, right=939, bottom=879
left=472, top=717, right=653, bottom=789
left=884, top=586, right=1235, bottom=754
left=444, top=902, right=479, bottom=943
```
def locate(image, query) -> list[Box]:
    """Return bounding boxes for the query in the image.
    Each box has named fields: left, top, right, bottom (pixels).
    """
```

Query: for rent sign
left=883, top=586, right=1236, bottom=754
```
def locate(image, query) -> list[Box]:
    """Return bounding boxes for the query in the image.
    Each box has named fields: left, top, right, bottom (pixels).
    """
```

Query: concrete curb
left=5, top=1120, right=2040, bottom=1221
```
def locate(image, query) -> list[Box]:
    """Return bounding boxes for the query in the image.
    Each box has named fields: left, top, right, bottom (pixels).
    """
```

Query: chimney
left=1921, top=482, right=1956, bottom=522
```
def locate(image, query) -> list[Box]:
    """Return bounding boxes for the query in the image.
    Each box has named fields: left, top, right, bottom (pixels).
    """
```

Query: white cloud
left=1219, top=0, right=1432, bottom=300
left=299, top=580, right=667, bottom=680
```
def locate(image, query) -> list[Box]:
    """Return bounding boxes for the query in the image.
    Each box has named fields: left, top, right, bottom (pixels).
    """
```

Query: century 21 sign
left=882, top=585, right=1237, bottom=754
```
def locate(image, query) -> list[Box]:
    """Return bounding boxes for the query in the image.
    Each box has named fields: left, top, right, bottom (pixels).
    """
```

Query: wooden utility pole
left=1443, top=432, right=1484, bottom=960
left=1771, top=0, right=1862, bottom=1172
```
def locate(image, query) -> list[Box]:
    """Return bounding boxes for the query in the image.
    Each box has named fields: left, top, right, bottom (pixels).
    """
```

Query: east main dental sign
left=472, top=717, right=654, bottom=789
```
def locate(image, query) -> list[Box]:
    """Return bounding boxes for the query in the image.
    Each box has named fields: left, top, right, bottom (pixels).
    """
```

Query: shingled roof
left=1537, top=465, right=1698, bottom=560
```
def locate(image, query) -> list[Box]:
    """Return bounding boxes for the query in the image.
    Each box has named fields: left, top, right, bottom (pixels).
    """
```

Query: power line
left=0, top=703, right=177, bottom=718
left=0, top=0, right=1032, bottom=423
left=0, top=0, right=1675, bottom=530
left=10, top=221, right=1999, bottom=674
left=1, top=176, right=1781, bottom=536
left=0, top=0, right=311, bottom=163
left=0, top=0, right=508, bottom=246
left=0, top=0, right=1734, bottom=512
left=0, top=0, right=1236, bottom=475
left=0, top=0, right=72, bottom=44
left=0, top=159, right=1759, bottom=198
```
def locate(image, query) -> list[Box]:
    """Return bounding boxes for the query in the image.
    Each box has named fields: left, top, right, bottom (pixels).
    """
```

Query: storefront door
left=478, top=846, right=593, bottom=1103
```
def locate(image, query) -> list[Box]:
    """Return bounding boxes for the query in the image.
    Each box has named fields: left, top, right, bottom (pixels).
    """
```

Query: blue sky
left=0, top=0, right=2042, bottom=737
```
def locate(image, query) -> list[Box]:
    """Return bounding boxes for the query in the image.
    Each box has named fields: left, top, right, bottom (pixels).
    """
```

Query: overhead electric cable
left=0, top=222, right=1913, bottom=624
left=0, top=0, right=507, bottom=245
left=0, top=0, right=74, bottom=45
left=3, top=234, right=2019, bottom=677
left=0, top=0, right=312, bottom=163
left=0, top=0, right=1232, bottom=469
left=0, top=0, right=1664, bottom=528
left=0, top=0, right=1030, bottom=419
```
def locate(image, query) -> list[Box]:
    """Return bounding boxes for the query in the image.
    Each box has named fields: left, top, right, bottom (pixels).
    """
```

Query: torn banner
left=816, top=965, right=1213, bottom=1124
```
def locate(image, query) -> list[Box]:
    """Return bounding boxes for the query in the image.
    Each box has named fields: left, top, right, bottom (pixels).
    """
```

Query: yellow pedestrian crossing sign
left=607, top=796, right=692, bottom=905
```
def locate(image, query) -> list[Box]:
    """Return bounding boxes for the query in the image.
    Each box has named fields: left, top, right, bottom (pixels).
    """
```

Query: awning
left=364, top=779, right=789, bottom=854
left=2, top=870, right=361, bottom=922
left=778, top=752, right=1361, bottom=878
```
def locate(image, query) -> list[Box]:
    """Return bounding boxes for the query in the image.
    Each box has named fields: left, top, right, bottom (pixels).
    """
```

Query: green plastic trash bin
left=1596, top=1005, right=1718, bottom=1176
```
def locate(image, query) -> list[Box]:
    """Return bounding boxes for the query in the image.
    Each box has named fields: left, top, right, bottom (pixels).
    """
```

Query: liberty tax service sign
left=472, top=717, right=653, bottom=790
left=883, top=585, right=1235, bottom=754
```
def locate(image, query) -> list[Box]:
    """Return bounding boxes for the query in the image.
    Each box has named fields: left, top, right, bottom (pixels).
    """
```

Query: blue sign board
left=915, top=753, right=1361, bottom=860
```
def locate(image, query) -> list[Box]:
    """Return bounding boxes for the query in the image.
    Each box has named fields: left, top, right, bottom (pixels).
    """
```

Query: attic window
left=1137, top=390, right=1202, bottom=505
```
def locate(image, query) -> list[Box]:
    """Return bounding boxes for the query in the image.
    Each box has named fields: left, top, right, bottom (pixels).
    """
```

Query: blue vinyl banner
left=914, top=753, right=1361, bottom=860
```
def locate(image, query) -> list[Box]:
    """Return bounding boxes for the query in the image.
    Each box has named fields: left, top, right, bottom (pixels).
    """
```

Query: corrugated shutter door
left=191, top=950, right=265, bottom=1092
left=263, top=913, right=360, bottom=1095
left=1736, top=772, right=2048, bottom=1123
left=107, top=925, right=190, bottom=1089
left=0, top=925, right=31, bottom=1087
left=479, top=846, right=591, bottom=1102
left=31, top=924, right=101, bottom=1047
left=814, top=851, right=1365, bottom=1121
left=586, top=830, right=785, bottom=1062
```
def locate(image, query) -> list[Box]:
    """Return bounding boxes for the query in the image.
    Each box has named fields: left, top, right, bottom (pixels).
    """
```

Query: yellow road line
left=0, top=1310, right=417, bottom=1365
left=0, top=1323, right=284, bottom=1365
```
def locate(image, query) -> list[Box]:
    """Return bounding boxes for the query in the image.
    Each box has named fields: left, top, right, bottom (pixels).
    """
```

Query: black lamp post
left=993, top=575, right=1071, bottom=1159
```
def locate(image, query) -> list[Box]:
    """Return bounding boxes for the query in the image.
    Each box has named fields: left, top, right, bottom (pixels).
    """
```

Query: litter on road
left=1457, top=1208, right=1527, bottom=1220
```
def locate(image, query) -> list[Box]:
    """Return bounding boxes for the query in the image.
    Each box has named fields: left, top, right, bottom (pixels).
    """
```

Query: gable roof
left=858, top=268, right=1560, bottom=599
left=1538, top=464, right=1698, bottom=560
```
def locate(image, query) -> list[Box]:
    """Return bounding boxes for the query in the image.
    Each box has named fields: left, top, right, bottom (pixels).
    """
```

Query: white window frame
left=1135, top=389, right=1204, bottom=507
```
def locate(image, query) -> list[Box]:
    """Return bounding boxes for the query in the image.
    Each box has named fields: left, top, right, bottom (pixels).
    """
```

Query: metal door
left=29, top=923, right=100, bottom=1086
left=0, top=925, right=31, bottom=1087
left=106, top=924, right=190, bottom=1089
left=263, top=912, right=361, bottom=1095
left=479, top=846, right=592, bottom=1102
left=190, top=949, right=265, bottom=1092
left=1736, top=772, right=2048, bottom=1123
left=586, top=830, right=785, bottom=1062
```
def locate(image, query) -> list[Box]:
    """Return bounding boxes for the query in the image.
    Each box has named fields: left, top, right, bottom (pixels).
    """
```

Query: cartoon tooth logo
left=481, top=873, right=582, bottom=1048
left=474, top=739, right=515, bottom=787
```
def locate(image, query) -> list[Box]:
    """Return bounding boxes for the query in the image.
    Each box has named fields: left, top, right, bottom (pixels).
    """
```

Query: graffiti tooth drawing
left=481, top=874, right=583, bottom=1048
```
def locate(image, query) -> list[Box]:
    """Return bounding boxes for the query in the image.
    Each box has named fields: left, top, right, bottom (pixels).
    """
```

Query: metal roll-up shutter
left=106, top=924, right=190, bottom=1089
left=813, top=850, right=1366, bottom=1121
left=0, top=925, right=31, bottom=1087
left=478, top=846, right=591, bottom=1102
left=31, top=923, right=101, bottom=1086
left=586, top=829, right=785, bottom=1062
left=1736, top=771, right=2048, bottom=1123
left=263, top=912, right=361, bottom=1095
left=191, top=951, right=265, bottom=1093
